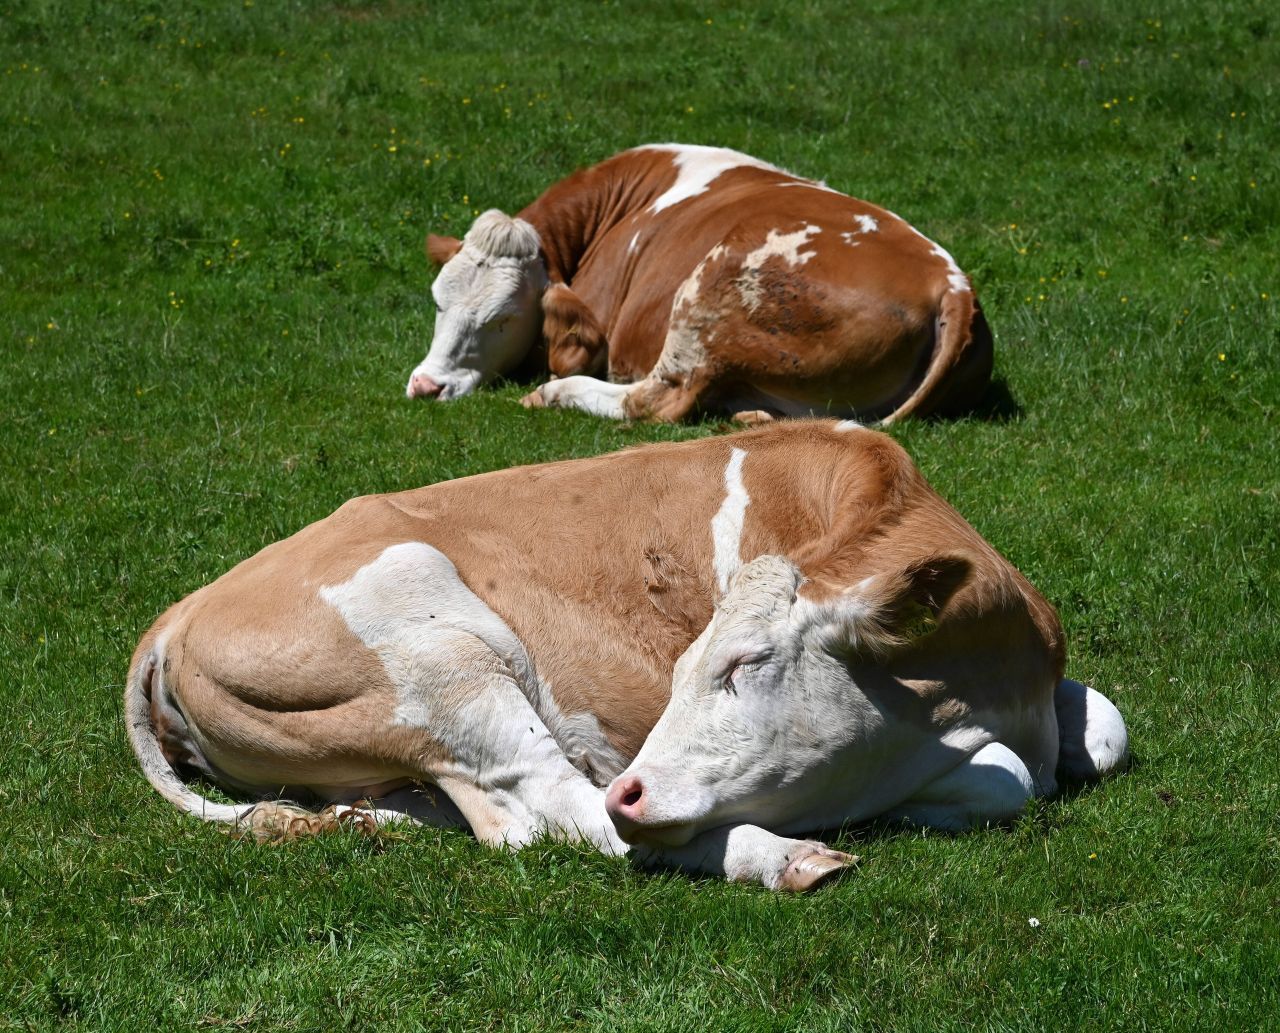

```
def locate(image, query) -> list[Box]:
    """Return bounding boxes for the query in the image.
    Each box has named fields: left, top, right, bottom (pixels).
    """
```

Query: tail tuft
left=232, top=802, right=380, bottom=843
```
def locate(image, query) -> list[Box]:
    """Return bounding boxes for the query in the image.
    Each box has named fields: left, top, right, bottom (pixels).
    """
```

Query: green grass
left=2, top=0, right=1277, bottom=1028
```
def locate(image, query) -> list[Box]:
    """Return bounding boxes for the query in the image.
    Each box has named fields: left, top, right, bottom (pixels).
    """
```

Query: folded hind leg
left=884, top=742, right=1035, bottom=831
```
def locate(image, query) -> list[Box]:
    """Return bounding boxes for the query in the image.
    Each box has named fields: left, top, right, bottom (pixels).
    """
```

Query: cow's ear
left=542, top=283, right=608, bottom=377
left=795, top=555, right=971, bottom=657
left=425, top=233, right=463, bottom=266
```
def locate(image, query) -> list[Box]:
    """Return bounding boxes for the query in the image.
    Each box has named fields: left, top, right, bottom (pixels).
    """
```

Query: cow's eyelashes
left=720, top=653, right=771, bottom=694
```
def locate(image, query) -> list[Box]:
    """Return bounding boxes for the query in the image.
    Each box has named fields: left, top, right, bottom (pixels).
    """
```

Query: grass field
left=2, top=0, right=1277, bottom=1028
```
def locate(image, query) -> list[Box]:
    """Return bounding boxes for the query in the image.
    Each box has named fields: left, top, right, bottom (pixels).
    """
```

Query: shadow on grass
left=967, top=375, right=1023, bottom=423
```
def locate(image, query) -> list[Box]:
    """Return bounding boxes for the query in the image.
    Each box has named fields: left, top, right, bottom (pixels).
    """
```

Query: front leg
left=637, top=824, right=858, bottom=892
left=522, top=372, right=707, bottom=423
left=522, top=375, right=634, bottom=419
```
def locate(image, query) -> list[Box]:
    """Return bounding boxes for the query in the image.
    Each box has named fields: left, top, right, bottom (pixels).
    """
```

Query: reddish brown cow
left=406, top=144, right=992, bottom=423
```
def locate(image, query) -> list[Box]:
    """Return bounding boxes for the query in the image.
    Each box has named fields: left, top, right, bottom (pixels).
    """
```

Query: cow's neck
left=518, top=163, right=655, bottom=283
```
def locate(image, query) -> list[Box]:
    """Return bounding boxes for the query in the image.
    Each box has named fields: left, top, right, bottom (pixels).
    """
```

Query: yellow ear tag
left=900, top=600, right=938, bottom=640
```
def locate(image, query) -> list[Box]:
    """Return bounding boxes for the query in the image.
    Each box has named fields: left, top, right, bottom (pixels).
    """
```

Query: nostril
left=621, top=783, right=643, bottom=808
left=409, top=374, right=444, bottom=399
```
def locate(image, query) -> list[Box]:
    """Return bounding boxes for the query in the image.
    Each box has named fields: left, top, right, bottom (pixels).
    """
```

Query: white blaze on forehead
left=711, top=447, right=750, bottom=596
left=639, top=144, right=781, bottom=213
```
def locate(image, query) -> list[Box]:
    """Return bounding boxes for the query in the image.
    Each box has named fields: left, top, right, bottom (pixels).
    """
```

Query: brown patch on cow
left=426, top=233, right=462, bottom=266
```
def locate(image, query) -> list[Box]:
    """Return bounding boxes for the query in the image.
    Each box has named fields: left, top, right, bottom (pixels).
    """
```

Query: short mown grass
left=2, top=1, right=1277, bottom=1028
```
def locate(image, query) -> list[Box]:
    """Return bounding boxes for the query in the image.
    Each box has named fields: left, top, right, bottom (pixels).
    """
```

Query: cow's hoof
left=731, top=409, right=775, bottom=426
left=520, top=388, right=547, bottom=409
left=777, top=844, right=859, bottom=892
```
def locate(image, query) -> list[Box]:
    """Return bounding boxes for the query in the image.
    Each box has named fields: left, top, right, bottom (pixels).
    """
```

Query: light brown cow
left=406, top=144, right=992, bottom=423
left=126, top=422, right=1127, bottom=890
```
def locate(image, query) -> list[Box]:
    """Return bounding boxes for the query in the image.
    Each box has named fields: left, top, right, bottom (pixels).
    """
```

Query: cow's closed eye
left=720, top=652, right=771, bottom=694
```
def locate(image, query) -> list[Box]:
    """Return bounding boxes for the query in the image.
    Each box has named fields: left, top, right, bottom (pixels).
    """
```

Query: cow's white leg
left=530, top=375, right=633, bottom=419
left=320, top=541, right=627, bottom=854
left=884, top=742, right=1035, bottom=831
left=430, top=698, right=627, bottom=855
left=637, top=824, right=858, bottom=892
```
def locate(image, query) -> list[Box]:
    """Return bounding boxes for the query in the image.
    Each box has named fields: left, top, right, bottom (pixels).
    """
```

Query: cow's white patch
left=640, top=144, right=780, bottom=213
left=775, top=179, right=840, bottom=195
left=834, top=419, right=863, bottom=431
left=319, top=542, right=535, bottom=730
left=319, top=542, right=626, bottom=853
left=711, top=447, right=750, bottom=596
left=653, top=243, right=728, bottom=381
left=930, top=244, right=971, bottom=294
left=536, top=375, right=632, bottom=419
left=885, top=208, right=972, bottom=294
left=628, top=231, right=641, bottom=254
left=840, top=215, right=878, bottom=248
left=735, top=225, right=821, bottom=313
left=742, top=224, right=821, bottom=270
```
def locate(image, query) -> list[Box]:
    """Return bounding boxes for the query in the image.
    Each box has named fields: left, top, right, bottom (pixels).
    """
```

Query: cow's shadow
left=967, top=375, right=1022, bottom=423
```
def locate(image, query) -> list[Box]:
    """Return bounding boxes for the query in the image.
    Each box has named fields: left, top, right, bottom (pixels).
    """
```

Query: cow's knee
left=621, top=375, right=705, bottom=423
left=888, top=742, right=1034, bottom=831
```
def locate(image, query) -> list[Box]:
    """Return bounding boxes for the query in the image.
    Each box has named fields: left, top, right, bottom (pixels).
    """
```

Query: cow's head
left=406, top=210, right=548, bottom=401
left=604, top=553, right=968, bottom=845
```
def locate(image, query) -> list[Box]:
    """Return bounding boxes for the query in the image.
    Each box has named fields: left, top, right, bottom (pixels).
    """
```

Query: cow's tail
left=125, top=641, right=366, bottom=840
left=881, top=286, right=993, bottom=424
left=124, top=641, right=256, bottom=826
left=1053, top=678, right=1130, bottom=781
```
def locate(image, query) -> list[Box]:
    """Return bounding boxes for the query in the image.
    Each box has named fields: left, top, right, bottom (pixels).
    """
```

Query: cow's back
left=538, top=147, right=959, bottom=389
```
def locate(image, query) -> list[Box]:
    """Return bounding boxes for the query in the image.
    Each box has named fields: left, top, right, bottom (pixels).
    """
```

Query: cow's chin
left=615, top=818, right=702, bottom=848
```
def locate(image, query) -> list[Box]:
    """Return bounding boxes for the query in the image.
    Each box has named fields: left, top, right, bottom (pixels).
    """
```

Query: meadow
left=2, top=0, right=1277, bottom=1028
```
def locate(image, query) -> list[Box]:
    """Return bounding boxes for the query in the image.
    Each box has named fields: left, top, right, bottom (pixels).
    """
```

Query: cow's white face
left=606, top=555, right=880, bottom=846
left=406, top=210, right=548, bottom=401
